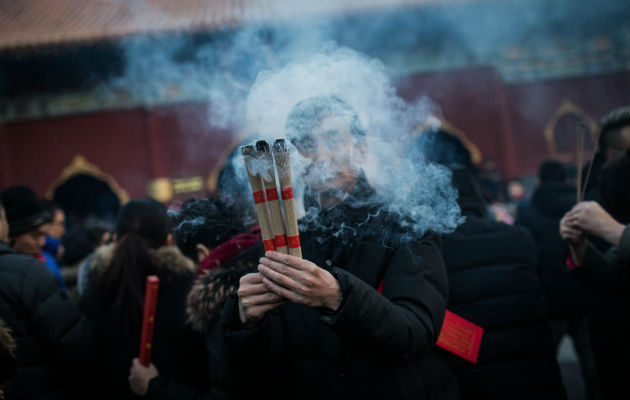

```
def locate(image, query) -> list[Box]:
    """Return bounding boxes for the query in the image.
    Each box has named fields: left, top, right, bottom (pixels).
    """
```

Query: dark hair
left=599, top=106, right=630, bottom=152
left=42, top=200, right=63, bottom=214
left=407, top=129, right=473, bottom=170
left=62, top=220, right=111, bottom=265
left=600, top=150, right=629, bottom=224
left=174, top=196, right=243, bottom=262
left=538, top=160, right=566, bottom=183
left=99, top=198, right=168, bottom=329
left=285, top=96, right=366, bottom=150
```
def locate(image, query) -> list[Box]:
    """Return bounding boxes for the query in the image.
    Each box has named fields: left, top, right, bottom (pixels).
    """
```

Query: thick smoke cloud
left=241, top=45, right=463, bottom=239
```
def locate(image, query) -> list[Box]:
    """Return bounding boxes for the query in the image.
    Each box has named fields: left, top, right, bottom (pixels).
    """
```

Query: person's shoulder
left=0, top=250, right=50, bottom=278
left=0, top=251, right=61, bottom=304
left=155, top=246, right=196, bottom=277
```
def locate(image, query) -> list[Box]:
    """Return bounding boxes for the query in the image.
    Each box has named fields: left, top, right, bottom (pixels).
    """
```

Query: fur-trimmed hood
left=79, top=243, right=195, bottom=295
left=186, top=269, right=243, bottom=333
left=186, top=243, right=261, bottom=333
left=0, top=318, right=18, bottom=383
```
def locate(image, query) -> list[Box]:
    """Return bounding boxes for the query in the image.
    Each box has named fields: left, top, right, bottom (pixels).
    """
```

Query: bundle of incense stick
left=139, top=275, right=159, bottom=366
left=242, top=145, right=277, bottom=252
left=241, top=140, right=302, bottom=258
left=256, top=141, right=288, bottom=254
left=272, top=139, right=302, bottom=258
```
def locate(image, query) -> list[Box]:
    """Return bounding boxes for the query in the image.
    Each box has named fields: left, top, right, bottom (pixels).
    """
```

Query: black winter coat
left=573, top=227, right=630, bottom=400
left=222, top=176, right=452, bottom=400
left=145, top=242, right=263, bottom=400
left=440, top=171, right=566, bottom=400
left=0, top=241, right=94, bottom=400
left=79, top=244, right=209, bottom=400
left=515, top=182, right=587, bottom=319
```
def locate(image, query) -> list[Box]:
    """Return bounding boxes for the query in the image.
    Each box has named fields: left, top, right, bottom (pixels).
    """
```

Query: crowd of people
left=0, top=101, right=628, bottom=400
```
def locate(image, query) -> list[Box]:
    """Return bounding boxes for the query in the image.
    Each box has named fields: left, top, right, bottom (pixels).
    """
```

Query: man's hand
left=560, top=211, right=587, bottom=266
left=564, top=201, right=625, bottom=247
left=237, top=273, right=285, bottom=326
left=128, top=358, right=159, bottom=396
left=258, top=251, right=342, bottom=312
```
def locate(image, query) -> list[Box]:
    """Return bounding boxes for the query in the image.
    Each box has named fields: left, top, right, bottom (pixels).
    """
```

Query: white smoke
left=241, top=45, right=464, bottom=238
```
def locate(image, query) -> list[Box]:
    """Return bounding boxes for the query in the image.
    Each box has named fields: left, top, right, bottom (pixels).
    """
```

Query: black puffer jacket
left=0, top=240, right=94, bottom=399
left=145, top=242, right=263, bottom=400
left=79, top=244, right=208, bottom=400
left=222, top=176, right=454, bottom=400
left=441, top=171, right=566, bottom=400
left=516, top=182, right=587, bottom=319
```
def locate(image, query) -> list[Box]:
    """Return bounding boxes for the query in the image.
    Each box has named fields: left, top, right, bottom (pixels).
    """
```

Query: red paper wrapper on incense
left=272, top=139, right=302, bottom=258
left=242, top=145, right=276, bottom=252
left=256, top=140, right=289, bottom=254
left=139, top=275, right=159, bottom=366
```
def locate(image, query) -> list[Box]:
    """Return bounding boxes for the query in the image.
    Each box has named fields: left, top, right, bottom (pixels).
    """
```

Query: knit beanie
left=0, top=186, right=51, bottom=237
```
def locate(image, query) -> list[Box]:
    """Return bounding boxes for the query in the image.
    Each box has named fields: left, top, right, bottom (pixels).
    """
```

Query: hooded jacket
left=222, top=175, right=451, bottom=400
left=516, top=182, right=587, bottom=318
left=0, top=240, right=94, bottom=399
left=79, top=244, right=208, bottom=400
left=441, top=170, right=566, bottom=400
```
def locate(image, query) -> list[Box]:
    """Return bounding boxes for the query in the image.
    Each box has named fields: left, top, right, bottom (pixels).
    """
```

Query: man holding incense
left=222, top=96, right=453, bottom=399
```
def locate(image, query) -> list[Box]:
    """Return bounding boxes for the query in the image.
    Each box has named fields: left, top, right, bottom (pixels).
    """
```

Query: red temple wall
left=1, top=67, right=628, bottom=199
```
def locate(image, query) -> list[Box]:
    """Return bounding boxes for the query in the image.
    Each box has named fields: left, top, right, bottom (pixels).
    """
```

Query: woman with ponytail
left=79, top=198, right=208, bottom=399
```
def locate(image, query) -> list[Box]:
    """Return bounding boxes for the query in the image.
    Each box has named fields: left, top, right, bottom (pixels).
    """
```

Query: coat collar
left=86, top=242, right=195, bottom=278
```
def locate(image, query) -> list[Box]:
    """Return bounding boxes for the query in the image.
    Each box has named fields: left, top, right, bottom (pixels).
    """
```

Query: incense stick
left=241, top=146, right=276, bottom=252
left=580, top=124, right=600, bottom=202
left=139, top=275, right=159, bottom=366
left=576, top=123, right=585, bottom=203
left=273, top=139, right=302, bottom=258
left=256, top=140, right=288, bottom=254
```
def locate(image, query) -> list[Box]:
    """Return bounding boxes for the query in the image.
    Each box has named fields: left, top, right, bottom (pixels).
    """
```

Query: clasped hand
left=238, top=251, right=342, bottom=325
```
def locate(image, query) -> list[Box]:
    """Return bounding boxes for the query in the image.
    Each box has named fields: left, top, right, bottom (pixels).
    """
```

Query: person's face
left=293, top=115, right=365, bottom=195
left=12, top=225, right=46, bottom=258
left=605, top=126, right=630, bottom=161
left=45, top=209, right=66, bottom=239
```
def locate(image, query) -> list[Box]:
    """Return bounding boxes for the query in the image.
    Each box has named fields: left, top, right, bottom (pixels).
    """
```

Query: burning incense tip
left=273, top=139, right=288, bottom=152
left=256, top=140, right=271, bottom=154
left=241, top=145, right=255, bottom=157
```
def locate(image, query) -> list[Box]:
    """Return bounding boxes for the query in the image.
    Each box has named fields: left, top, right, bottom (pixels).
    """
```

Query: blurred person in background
left=516, top=160, right=599, bottom=399
left=560, top=150, right=629, bottom=400
left=0, top=186, right=67, bottom=289
left=41, top=200, right=67, bottom=290
left=42, top=200, right=66, bottom=262
left=78, top=198, right=208, bottom=400
left=129, top=196, right=262, bottom=399
left=581, top=107, right=630, bottom=207
left=0, top=194, right=94, bottom=399
left=62, top=219, right=112, bottom=299
left=409, top=129, right=567, bottom=400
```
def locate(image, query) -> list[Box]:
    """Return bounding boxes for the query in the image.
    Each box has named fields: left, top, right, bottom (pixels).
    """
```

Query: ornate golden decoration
left=147, top=178, right=173, bottom=203
left=413, top=118, right=483, bottom=165
left=544, top=100, right=598, bottom=160
left=46, top=155, right=129, bottom=204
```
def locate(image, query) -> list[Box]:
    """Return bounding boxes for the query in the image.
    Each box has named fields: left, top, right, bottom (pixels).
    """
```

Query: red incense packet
left=139, top=275, right=160, bottom=366
left=436, top=310, right=483, bottom=364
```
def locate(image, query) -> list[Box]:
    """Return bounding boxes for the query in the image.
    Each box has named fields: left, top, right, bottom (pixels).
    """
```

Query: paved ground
left=557, top=336, right=587, bottom=400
